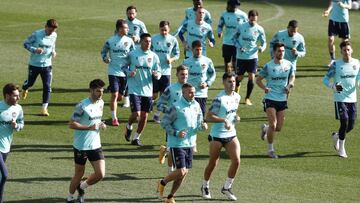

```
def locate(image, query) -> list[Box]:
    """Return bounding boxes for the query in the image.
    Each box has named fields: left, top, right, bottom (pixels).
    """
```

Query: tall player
left=126, top=5, right=148, bottom=45
left=256, top=43, right=295, bottom=159
left=157, top=83, right=207, bottom=203
left=151, top=21, right=180, bottom=123
left=123, top=33, right=161, bottom=146
left=269, top=20, right=306, bottom=73
left=66, top=79, right=107, bottom=203
left=183, top=40, right=216, bottom=118
left=101, top=19, right=135, bottom=126
left=173, top=0, right=212, bottom=36
left=217, top=0, right=248, bottom=73
left=201, top=72, right=241, bottom=201
left=323, top=41, right=360, bottom=158
left=22, top=19, right=58, bottom=116
left=323, top=0, right=352, bottom=66
left=179, top=6, right=215, bottom=59
left=232, top=10, right=266, bottom=106
left=157, top=65, right=188, bottom=171
left=0, top=83, right=24, bottom=203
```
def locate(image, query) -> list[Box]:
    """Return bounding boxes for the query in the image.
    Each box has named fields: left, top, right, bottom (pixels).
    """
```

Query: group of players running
left=1, top=0, right=359, bottom=203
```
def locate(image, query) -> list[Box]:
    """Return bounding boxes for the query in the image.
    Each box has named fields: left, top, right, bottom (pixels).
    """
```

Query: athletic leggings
left=338, top=119, right=355, bottom=140
left=0, top=152, right=8, bottom=203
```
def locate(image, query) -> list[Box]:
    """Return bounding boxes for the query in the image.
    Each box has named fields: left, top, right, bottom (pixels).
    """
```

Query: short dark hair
left=222, top=72, right=237, bottom=81
left=159, top=21, right=170, bottom=28
left=248, top=10, right=258, bottom=18
left=89, top=79, right=105, bottom=89
left=116, top=19, right=127, bottom=31
left=176, top=65, right=188, bottom=74
left=182, top=83, right=194, bottom=89
left=193, top=0, right=203, bottom=8
left=3, top=83, right=19, bottom=98
left=340, top=40, right=351, bottom=49
left=273, top=42, right=285, bottom=52
left=127, top=5, right=137, bottom=12
left=192, top=40, right=202, bottom=49
left=288, top=20, right=298, bottom=28
left=46, top=19, right=58, bottom=28
left=140, top=33, right=151, bottom=41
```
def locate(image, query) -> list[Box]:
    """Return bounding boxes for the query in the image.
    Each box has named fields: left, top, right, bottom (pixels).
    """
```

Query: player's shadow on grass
left=23, top=120, right=69, bottom=125
left=6, top=198, right=65, bottom=203
left=8, top=173, right=159, bottom=184
left=240, top=151, right=338, bottom=159
left=26, top=88, right=89, bottom=93
left=12, top=144, right=73, bottom=152
left=21, top=102, right=77, bottom=107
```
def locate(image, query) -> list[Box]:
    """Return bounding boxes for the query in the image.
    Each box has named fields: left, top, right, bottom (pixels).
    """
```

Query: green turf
left=1, top=0, right=360, bottom=202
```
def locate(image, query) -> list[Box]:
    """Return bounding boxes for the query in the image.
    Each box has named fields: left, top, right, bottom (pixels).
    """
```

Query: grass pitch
left=0, top=0, right=360, bottom=202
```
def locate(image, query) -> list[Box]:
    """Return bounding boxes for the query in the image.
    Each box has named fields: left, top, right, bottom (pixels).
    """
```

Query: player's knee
left=269, top=122, right=277, bottom=131
left=179, top=168, right=188, bottom=177
left=97, top=171, right=105, bottom=180
left=275, top=126, right=282, bottom=132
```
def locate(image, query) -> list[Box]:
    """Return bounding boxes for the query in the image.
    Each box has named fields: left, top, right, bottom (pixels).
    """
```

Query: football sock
left=67, top=193, right=75, bottom=201
left=111, top=111, right=116, bottom=119
left=330, top=52, right=335, bottom=60
left=80, top=181, right=89, bottom=190
left=155, top=111, right=161, bottom=117
left=42, top=103, right=48, bottom=109
left=224, top=177, right=234, bottom=189
left=268, top=143, right=274, bottom=152
left=203, top=180, right=210, bottom=188
left=126, top=123, right=132, bottom=130
left=246, top=80, right=254, bottom=99
left=133, top=132, right=141, bottom=140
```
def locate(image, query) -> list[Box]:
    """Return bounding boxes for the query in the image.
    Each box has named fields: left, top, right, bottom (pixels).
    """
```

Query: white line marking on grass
left=259, top=1, right=285, bottom=24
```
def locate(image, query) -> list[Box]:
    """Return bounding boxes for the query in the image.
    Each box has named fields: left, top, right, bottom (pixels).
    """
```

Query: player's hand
left=218, top=32, right=223, bottom=38
left=200, top=82, right=208, bottom=89
left=337, top=2, right=345, bottom=8
left=291, top=48, right=298, bottom=56
left=35, top=48, right=44, bottom=54
left=89, top=124, right=97, bottom=131
left=104, top=58, right=110, bottom=64
left=264, top=87, right=271, bottom=93
left=152, top=71, right=159, bottom=77
left=208, top=41, right=214, bottom=48
left=178, top=130, right=187, bottom=138
left=52, top=51, right=57, bottom=58
left=99, top=122, right=107, bottom=130
left=322, top=10, right=330, bottom=17
left=334, top=83, right=343, bottom=92
left=285, top=84, right=294, bottom=94
left=234, top=115, right=241, bottom=123
left=130, top=69, right=137, bottom=77
left=224, top=119, right=231, bottom=130
left=202, top=122, right=208, bottom=130
left=132, top=35, right=140, bottom=43
left=11, top=119, right=17, bottom=129
left=166, top=57, right=173, bottom=64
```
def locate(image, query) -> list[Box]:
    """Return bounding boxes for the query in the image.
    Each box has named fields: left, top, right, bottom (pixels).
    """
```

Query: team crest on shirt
left=353, top=65, right=357, bottom=70
left=201, top=28, right=206, bottom=33
left=124, top=42, right=128, bottom=47
left=134, top=26, right=138, bottom=31
left=237, top=18, right=241, bottom=22
left=147, top=57, right=152, bottom=63
left=12, top=112, right=17, bottom=119
left=292, top=40, right=296, bottom=45
left=201, top=64, right=206, bottom=69
left=253, top=31, right=258, bottom=35
left=167, top=42, right=171, bottom=47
